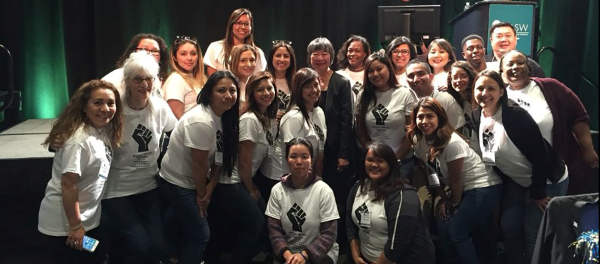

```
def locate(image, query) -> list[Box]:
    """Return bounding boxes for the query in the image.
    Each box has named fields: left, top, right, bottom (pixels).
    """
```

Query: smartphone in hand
left=82, top=236, right=100, bottom=252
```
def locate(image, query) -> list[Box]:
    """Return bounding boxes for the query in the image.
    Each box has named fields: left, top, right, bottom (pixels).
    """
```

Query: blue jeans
left=438, top=184, right=502, bottom=264
left=102, top=189, right=165, bottom=263
left=157, top=177, right=210, bottom=264
left=44, top=227, right=106, bottom=264
left=209, top=183, right=266, bottom=263
left=500, top=176, right=569, bottom=264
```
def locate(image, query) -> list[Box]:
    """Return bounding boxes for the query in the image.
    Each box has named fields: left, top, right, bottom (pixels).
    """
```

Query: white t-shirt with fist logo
left=359, top=87, right=416, bottom=153
left=265, top=180, right=340, bottom=262
left=105, top=97, right=177, bottom=198
left=160, top=104, right=221, bottom=189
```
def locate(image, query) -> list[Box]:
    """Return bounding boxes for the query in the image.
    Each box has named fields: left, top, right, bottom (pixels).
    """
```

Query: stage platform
left=0, top=119, right=55, bottom=263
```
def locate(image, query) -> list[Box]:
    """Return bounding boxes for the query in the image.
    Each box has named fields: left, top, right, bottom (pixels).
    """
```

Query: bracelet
left=300, top=252, right=308, bottom=262
left=69, top=222, right=82, bottom=231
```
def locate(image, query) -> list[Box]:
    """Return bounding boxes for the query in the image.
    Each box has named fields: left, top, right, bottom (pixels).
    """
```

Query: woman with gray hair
left=306, top=37, right=355, bottom=250
left=102, top=52, right=178, bottom=263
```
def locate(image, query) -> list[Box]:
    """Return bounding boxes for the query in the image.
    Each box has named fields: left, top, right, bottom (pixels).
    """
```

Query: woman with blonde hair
left=228, top=44, right=258, bottom=103
left=38, top=80, right=123, bottom=263
left=162, top=35, right=207, bottom=119
left=205, top=8, right=267, bottom=76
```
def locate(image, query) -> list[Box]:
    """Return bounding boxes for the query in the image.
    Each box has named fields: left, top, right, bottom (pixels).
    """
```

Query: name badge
left=99, top=162, right=110, bottom=179
left=482, top=150, right=496, bottom=166
left=427, top=172, right=440, bottom=187
left=360, top=212, right=371, bottom=228
left=215, top=152, right=223, bottom=166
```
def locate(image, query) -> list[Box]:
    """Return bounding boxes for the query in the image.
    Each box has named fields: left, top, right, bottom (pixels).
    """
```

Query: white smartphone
left=82, top=236, right=100, bottom=253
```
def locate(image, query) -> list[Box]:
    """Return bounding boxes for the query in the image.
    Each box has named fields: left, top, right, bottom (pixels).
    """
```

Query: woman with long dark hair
left=158, top=71, right=239, bottom=264
left=446, top=61, right=480, bottom=153
left=356, top=52, right=417, bottom=179
left=209, top=71, right=278, bottom=263
left=204, top=8, right=267, bottom=76
left=407, top=97, right=502, bottom=264
left=268, top=40, right=297, bottom=114
left=346, top=141, right=435, bottom=264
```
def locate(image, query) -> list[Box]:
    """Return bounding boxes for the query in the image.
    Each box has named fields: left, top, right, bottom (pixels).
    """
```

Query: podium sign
left=488, top=4, right=534, bottom=56
left=449, top=1, right=537, bottom=59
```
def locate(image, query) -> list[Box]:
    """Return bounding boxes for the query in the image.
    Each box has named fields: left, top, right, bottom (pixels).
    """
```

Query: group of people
left=36, top=7, right=598, bottom=264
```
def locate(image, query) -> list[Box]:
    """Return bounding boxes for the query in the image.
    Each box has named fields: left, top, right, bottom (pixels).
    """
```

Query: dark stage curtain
left=0, top=0, right=597, bottom=129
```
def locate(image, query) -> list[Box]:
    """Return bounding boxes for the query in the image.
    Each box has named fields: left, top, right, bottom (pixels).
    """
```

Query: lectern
left=449, top=1, right=537, bottom=60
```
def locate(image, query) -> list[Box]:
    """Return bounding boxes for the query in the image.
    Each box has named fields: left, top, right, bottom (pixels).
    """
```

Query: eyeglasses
left=135, top=47, right=160, bottom=56
left=272, top=40, right=292, bottom=45
left=233, top=21, right=251, bottom=28
left=175, top=35, right=198, bottom=44
left=131, top=76, right=155, bottom=84
left=391, top=49, right=410, bottom=56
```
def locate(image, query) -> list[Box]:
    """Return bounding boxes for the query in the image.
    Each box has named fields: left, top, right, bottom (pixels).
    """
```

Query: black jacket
left=477, top=100, right=565, bottom=199
left=345, top=181, right=435, bottom=263
left=319, top=72, right=354, bottom=161
left=532, top=193, right=599, bottom=264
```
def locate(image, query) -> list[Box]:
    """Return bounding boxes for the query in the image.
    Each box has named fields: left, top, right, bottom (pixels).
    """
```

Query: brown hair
left=356, top=53, right=399, bottom=144
left=406, top=97, right=455, bottom=161
left=241, top=71, right=279, bottom=129
left=44, top=80, right=124, bottom=147
left=222, top=8, right=258, bottom=69
left=169, top=36, right=207, bottom=92
left=428, top=38, right=457, bottom=72
left=228, top=44, right=258, bottom=79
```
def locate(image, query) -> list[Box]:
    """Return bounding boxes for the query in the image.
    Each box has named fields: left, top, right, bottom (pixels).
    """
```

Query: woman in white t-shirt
left=279, top=68, right=327, bottom=177
left=208, top=71, right=278, bottom=263
left=445, top=61, right=480, bottom=154
left=162, top=35, right=207, bottom=119
left=473, top=69, right=569, bottom=264
left=267, top=41, right=296, bottom=114
left=158, top=71, right=239, bottom=264
left=427, top=39, right=456, bottom=91
left=228, top=44, right=257, bottom=104
left=204, top=8, right=267, bottom=76
left=336, top=35, right=371, bottom=95
left=102, top=33, right=169, bottom=97
left=346, top=141, right=435, bottom=264
left=39, top=80, right=123, bottom=263
left=500, top=50, right=597, bottom=195
left=385, top=36, right=417, bottom=88
left=356, top=52, right=417, bottom=179
left=265, top=138, right=340, bottom=264
left=100, top=53, right=177, bottom=263
left=407, top=97, right=502, bottom=264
